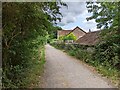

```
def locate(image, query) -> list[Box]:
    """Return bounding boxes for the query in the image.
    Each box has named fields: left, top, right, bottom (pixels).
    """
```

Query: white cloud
left=58, top=15, right=76, bottom=26
left=91, top=27, right=99, bottom=31
left=57, top=2, right=98, bottom=32
left=83, top=19, right=96, bottom=25
left=58, top=2, right=87, bottom=26
left=61, top=0, right=86, bottom=2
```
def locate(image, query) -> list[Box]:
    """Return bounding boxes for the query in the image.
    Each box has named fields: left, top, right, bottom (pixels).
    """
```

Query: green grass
left=18, top=46, right=46, bottom=88
left=96, top=65, right=120, bottom=87
left=28, top=46, right=45, bottom=88
left=68, top=50, right=76, bottom=56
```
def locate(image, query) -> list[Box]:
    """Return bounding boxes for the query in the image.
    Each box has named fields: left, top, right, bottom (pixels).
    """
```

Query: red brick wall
left=72, top=28, right=86, bottom=39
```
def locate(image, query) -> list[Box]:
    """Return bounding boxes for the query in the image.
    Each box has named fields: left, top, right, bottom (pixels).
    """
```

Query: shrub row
left=51, top=43, right=120, bottom=87
left=51, top=43, right=93, bottom=63
left=51, top=43, right=120, bottom=70
left=2, top=36, right=46, bottom=88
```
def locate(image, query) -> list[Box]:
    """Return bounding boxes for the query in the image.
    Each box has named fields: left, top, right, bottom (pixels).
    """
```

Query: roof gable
left=57, top=26, right=86, bottom=38
left=67, top=26, right=86, bottom=35
left=72, top=26, right=86, bottom=33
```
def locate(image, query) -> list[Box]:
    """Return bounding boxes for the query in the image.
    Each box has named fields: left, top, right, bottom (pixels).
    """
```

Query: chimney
left=89, top=29, right=91, bottom=32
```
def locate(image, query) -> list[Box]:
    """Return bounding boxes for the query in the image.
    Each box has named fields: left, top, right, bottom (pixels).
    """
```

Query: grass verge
left=29, top=46, right=45, bottom=88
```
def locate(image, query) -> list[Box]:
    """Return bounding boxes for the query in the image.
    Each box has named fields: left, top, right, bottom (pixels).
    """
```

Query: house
left=57, top=29, right=72, bottom=39
left=57, top=26, right=86, bottom=40
left=57, top=26, right=100, bottom=45
left=75, top=31, right=100, bottom=45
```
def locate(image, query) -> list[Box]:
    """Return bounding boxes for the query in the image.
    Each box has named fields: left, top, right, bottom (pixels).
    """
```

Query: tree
left=86, top=2, right=120, bottom=71
left=59, top=33, right=77, bottom=41
left=86, top=2, right=120, bottom=87
left=86, top=2, right=119, bottom=29
left=2, top=2, right=67, bottom=88
left=46, top=26, right=62, bottom=43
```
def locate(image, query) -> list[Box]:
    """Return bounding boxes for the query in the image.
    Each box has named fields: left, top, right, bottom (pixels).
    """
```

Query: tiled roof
left=75, top=31, right=101, bottom=45
left=58, top=30, right=73, bottom=36
left=58, top=26, right=86, bottom=37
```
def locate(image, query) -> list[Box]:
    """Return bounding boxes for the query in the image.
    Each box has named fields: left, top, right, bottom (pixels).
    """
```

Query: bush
left=51, top=43, right=92, bottom=62
left=59, top=33, right=77, bottom=41
left=91, top=29, right=120, bottom=70
left=51, top=43, right=120, bottom=87
left=2, top=2, right=66, bottom=88
left=2, top=35, right=46, bottom=88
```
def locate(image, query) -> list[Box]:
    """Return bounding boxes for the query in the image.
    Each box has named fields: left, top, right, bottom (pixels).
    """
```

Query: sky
left=57, top=2, right=99, bottom=32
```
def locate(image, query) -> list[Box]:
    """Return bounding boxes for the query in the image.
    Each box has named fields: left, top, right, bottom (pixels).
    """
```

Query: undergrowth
left=51, top=43, right=120, bottom=88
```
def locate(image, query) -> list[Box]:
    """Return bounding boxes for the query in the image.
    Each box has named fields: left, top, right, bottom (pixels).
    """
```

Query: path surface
left=41, top=44, right=114, bottom=88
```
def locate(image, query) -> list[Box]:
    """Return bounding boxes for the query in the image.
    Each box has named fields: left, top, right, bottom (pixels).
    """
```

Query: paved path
left=41, top=44, right=114, bottom=88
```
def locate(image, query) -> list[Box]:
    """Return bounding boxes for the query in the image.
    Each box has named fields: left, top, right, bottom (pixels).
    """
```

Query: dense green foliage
left=2, top=2, right=66, bottom=88
left=86, top=2, right=119, bottom=29
left=52, top=43, right=91, bottom=61
left=86, top=1, right=120, bottom=75
left=51, top=43, right=120, bottom=87
left=86, top=2, right=120, bottom=86
left=59, top=33, right=77, bottom=41
left=92, top=30, right=120, bottom=69
left=47, top=26, right=62, bottom=43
